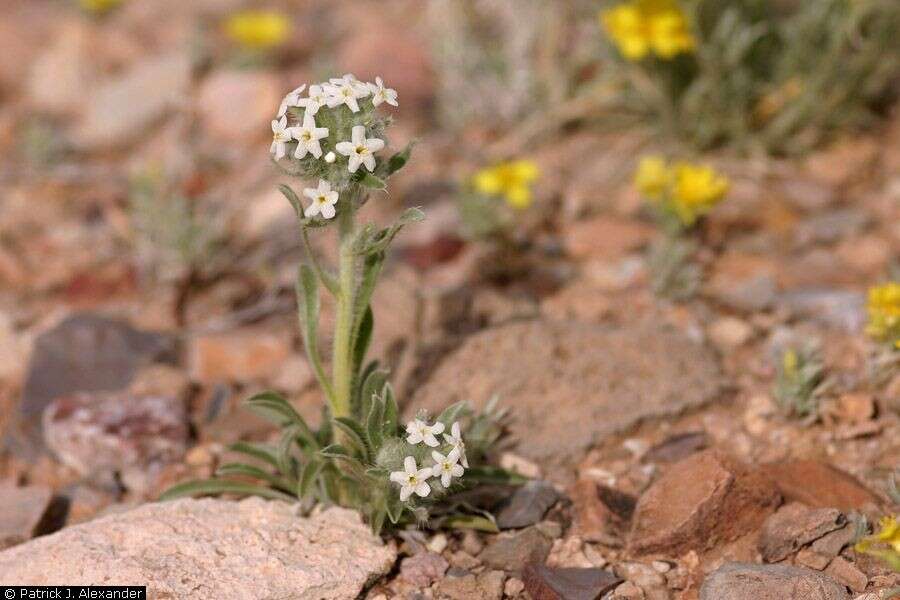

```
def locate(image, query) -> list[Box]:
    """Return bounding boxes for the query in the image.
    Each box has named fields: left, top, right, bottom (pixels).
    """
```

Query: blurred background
left=0, top=0, right=899, bottom=555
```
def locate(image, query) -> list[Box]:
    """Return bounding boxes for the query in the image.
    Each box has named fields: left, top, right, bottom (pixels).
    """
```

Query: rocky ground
left=0, top=0, right=898, bottom=598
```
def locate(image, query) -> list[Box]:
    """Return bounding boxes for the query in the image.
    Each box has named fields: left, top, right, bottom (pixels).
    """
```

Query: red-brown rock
left=628, top=450, right=781, bottom=556
left=762, top=460, right=882, bottom=512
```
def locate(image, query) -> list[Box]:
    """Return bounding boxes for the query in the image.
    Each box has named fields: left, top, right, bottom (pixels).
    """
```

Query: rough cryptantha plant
left=162, top=74, right=520, bottom=533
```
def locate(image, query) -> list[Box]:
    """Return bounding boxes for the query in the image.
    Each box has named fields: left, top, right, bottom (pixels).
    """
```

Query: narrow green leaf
left=441, top=514, right=500, bottom=533
left=351, top=307, right=375, bottom=412
left=370, top=509, right=387, bottom=536
left=464, top=465, right=529, bottom=485
left=382, top=383, right=399, bottom=437
left=297, top=459, right=323, bottom=499
left=436, top=401, right=469, bottom=427
left=215, top=463, right=293, bottom=492
left=278, top=184, right=304, bottom=218
left=277, top=426, right=301, bottom=482
left=296, top=264, right=334, bottom=402
left=228, top=441, right=280, bottom=469
left=159, top=479, right=294, bottom=502
left=359, top=172, right=386, bottom=190
left=244, top=392, right=318, bottom=449
left=333, top=417, right=372, bottom=462
left=385, top=497, right=404, bottom=524
left=366, top=395, right=385, bottom=450
left=385, top=142, right=414, bottom=176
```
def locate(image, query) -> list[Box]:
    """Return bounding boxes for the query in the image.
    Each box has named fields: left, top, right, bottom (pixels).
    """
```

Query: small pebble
left=504, top=577, right=525, bottom=597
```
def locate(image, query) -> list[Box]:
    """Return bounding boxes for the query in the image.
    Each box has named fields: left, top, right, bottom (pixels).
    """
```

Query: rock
left=707, top=317, right=753, bottom=351
left=43, top=392, right=189, bottom=493
left=481, top=527, right=554, bottom=573
left=780, top=289, right=866, bottom=332
left=198, top=70, right=281, bottom=145
left=187, top=329, right=292, bottom=384
left=628, top=450, right=781, bottom=556
left=12, top=314, right=173, bottom=455
left=435, top=569, right=505, bottom=600
left=0, top=498, right=396, bottom=599
left=0, top=482, right=63, bottom=550
left=571, top=479, right=635, bottom=544
left=504, top=576, right=525, bottom=597
left=700, top=563, right=850, bottom=600
left=612, top=581, right=644, bottom=599
left=824, top=557, right=868, bottom=593
left=707, top=254, right=778, bottom=312
left=499, top=452, right=542, bottom=479
left=615, top=562, right=669, bottom=597
left=27, top=21, right=93, bottom=115
left=398, top=552, right=449, bottom=589
left=408, top=320, right=722, bottom=461
left=642, top=431, right=709, bottom=464
left=809, top=524, right=857, bottom=561
left=758, top=503, right=845, bottom=563
left=777, top=177, right=838, bottom=211
left=795, top=209, right=870, bottom=247
left=762, top=460, right=881, bottom=512
left=821, top=393, right=876, bottom=426
left=74, top=53, right=192, bottom=150
left=337, top=14, right=433, bottom=109
left=523, top=562, right=622, bottom=600
left=496, top=481, right=561, bottom=530
left=796, top=548, right=833, bottom=570
left=563, top=216, right=655, bottom=260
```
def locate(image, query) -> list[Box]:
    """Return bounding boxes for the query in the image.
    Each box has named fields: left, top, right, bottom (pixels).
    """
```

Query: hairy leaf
left=159, top=479, right=295, bottom=502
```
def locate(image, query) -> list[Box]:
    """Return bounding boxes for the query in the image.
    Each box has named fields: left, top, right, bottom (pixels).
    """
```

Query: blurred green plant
left=865, top=281, right=900, bottom=386
left=78, top=0, right=123, bottom=15
left=128, top=166, right=222, bottom=283
left=600, top=0, right=900, bottom=154
left=855, top=515, right=900, bottom=572
left=773, top=344, right=829, bottom=420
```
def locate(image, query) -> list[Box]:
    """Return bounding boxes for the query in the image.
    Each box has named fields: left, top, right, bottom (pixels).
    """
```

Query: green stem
left=331, top=198, right=357, bottom=420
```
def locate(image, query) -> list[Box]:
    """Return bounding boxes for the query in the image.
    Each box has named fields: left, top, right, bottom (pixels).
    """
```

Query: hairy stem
left=331, top=199, right=357, bottom=420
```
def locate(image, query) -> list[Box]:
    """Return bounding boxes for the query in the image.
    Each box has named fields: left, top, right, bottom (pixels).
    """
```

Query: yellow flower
left=600, top=0, right=694, bottom=61
left=79, top=0, right=123, bottom=14
left=224, top=10, right=291, bottom=51
left=670, top=162, right=729, bottom=226
left=472, top=160, right=540, bottom=209
left=634, top=155, right=671, bottom=201
left=866, top=282, right=900, bottom=349
left=855, top=516, right=900, bottom=572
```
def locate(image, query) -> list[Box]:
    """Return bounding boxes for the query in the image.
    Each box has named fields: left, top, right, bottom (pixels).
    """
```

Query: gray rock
left=0, top=498, right=396, bottom=599
left=795, top=209, right=869, bottom=246
left=496, top=481, right=561, bottom=530
left=780, top=289, right=866, bottom=332
left=43, top=392, right=189, bottom=493
left=709, top=273, right=778, bottom=312
left=759, top=503, right=845, bottom=563
left=408, top=320, right=721, bottom=461
left=524, top=562, right=621, bottom=600
left=481, top=526, right=553, bottom=572
left=73, top=53, right=191, bottom=150
left=700, top=563, right=850, bottom=600
left=435, top=569, right=505, bottom=600
left=10, top=314, right=173, bottom=457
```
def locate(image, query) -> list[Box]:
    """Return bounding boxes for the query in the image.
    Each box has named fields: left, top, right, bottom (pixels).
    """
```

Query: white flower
left=277, top=84, right=306, bottom=118
left=324, top=151, right=336, bottom=163
left=324, top=75, right=368, bottom=113
left=368, top=77, right=398, bottom=107
left=270, top=116, right=295, bottom=161
left=443, top=422, right=469, bottom=468
left=297, top=84, right=328, bottom=116
left=292, top=112, right=329, bottom=160
left=390, top=456, right=432, bottom=501
left=405, top=418, right=445, bottom=447
left=335, top=125, right=384, bottom=173
left=302, top=180, right=339, bottom=220
left=329, top=74, right=370, bottom=97
left=431, top=448, right=464, bottom=488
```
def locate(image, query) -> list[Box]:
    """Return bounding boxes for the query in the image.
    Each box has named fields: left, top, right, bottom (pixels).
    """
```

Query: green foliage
left=609, top=0, right=900, bottom=154
left=773, top=344, right=828, bottom=419
left=647, top=236, right=701, bottom=301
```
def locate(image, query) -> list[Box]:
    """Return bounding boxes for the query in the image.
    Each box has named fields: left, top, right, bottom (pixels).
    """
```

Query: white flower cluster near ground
left=391, top=421, right=468, bottom=501
left=269, top=74, right=398, bottom=220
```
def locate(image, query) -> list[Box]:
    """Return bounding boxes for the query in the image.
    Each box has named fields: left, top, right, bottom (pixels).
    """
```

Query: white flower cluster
left=269, top=74, right=398, bottom=221
left=390, top=420, right=469, bottom=501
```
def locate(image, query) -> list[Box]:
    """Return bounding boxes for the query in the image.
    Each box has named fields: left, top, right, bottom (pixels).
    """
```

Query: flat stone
left=434, top=569, right=505, bottom=600
left=495, top=481, right=561, bottom=530
left=700, top=563, right=850, bottom=600
left=43, top=392, right=189, bottom=493
left=481, top=526, right=553, bottom=573
left=397, top=552, right=449, bottom=589
left=762, top=460, right=881, bottom=512
left=810, top=524, right=857, bottom=560
left=0, top=498, right=396, bottom=599
left=796, top=548, right=832, bottom=570
left=74, top=53, right=191, bottom=150
left=0, top=482, right=62, bottom=550
left=187, top=328, right=292, bottom=384
left=780, top=289, right=866, bottom=332
left=642, top=431, right=710, bottom=464
left=408, top=319, right=721, bottom=462
left=523, top=562, right=622, bottom=600
left=570, top=479, right=635, bottom=544
left=628, top=450, right=781, bottom=556
left=11, top=314, right=172, bottom=456
left=758, top=503, right=845, bottom=563
left=563, top=216, right=655, bottom=260
left=824, top=557, right=868, bottom=593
